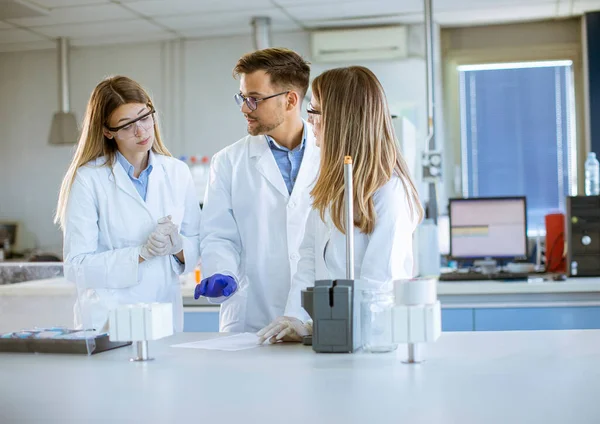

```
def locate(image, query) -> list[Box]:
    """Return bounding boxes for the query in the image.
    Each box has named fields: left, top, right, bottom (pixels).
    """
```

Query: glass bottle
left=361, top=289, right=397, bottom=353
left=585, top=152, right=600, bottom=196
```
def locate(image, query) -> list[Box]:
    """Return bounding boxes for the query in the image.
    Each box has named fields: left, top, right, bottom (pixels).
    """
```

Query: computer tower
left=566, top=196, right=600, bottom=276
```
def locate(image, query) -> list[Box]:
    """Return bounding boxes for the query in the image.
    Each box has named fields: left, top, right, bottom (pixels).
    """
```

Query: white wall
left=0, top=30, right=427, bottom=255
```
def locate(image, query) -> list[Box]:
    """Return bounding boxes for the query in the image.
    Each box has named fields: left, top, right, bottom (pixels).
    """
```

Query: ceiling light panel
left=125, top=0, right=273, bottom=16
left=6, top=3, right=137, bottom=27
left=32, top=18, right=164, bottom=38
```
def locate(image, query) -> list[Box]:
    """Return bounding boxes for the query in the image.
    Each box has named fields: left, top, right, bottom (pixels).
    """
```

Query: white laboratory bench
left=2, top=277, right=600, bottom=332
left=1, top=330, right=599, bottom=423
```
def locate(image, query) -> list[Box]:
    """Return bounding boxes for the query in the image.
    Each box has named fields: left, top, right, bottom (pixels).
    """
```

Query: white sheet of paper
left=171, top=333, right=261, bottom=351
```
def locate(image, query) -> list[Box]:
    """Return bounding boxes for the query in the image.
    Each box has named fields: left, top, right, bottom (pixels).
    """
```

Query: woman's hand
left=139, top=216, right=182, bottom=260
left=257, top=317, right=312, bottom=344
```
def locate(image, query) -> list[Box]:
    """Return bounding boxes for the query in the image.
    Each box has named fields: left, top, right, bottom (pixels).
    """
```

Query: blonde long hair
left=55, top=76, right=171, bottom=229
left=310, top=66, right=423, bottom=234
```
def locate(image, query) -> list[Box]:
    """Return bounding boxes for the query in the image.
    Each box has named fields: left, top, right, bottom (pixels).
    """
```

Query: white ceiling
left=0, top=0, right=598, bottom=51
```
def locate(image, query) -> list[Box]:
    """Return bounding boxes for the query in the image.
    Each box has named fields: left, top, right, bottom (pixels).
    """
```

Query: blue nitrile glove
left=194, top=274, right=238, bottom=299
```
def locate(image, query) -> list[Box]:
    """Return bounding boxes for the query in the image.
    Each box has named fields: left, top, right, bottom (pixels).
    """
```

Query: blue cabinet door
left=183, top=306, right=600, bottom=332
left=442, top=308, right=474, bottom=331
left=475, top=306, right=600, bottom=331
left=183, top=311, right=220, bottom=332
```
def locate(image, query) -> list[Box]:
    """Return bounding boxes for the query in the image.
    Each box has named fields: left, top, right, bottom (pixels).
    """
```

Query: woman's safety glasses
left=234, top=91, right=289, bottom=111
left=106, top=108, right=155, bottom=139
left=307, top=104, right=321, bottom=125
left=306, top=104, right=321, bottom=115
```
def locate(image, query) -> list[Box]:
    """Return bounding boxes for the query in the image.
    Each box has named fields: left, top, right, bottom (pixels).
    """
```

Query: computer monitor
left=449, top=197, right=527, bottom=260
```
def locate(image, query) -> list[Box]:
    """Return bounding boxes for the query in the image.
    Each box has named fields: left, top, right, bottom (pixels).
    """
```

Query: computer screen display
left=449, top=197, right=527, bottom=259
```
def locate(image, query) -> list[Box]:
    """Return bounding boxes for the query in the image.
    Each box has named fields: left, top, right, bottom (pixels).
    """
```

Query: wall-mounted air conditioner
left=310, top=26, right=408, bottom=63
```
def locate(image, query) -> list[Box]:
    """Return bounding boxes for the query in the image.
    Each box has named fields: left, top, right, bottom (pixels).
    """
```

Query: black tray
left=0, top=334, right=131, bottom=355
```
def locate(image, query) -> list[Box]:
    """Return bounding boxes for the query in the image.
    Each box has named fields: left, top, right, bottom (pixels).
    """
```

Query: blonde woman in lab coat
left=258, top=66, right=424, bottom=343
left=55, top=76, right=201, bottom=332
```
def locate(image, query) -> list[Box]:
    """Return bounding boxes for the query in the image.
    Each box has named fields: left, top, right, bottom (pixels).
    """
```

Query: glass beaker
left=361, top=289, right=397, bottom=353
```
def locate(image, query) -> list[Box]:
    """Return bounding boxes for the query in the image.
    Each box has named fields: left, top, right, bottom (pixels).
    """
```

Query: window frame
left=442, top=43, right=587, bottom=209
left=458, top=60, right=577, bottom=215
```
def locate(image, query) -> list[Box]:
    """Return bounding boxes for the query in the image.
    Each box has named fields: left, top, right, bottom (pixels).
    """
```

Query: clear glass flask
left=361, top=289, right=397, bottom=353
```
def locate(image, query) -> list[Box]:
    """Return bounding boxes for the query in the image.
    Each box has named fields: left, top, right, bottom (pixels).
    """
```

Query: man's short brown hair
left=233, top=47, right=311, bottom=99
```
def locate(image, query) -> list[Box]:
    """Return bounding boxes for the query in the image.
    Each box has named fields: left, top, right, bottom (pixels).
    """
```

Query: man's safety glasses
left=234, top=91, right=289, bottom=111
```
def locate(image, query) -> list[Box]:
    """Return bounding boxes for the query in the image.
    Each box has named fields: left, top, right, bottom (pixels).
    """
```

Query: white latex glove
left=139, top=216, right=181, bottom=260
left=139, top=231, right=168, bottom=260
left=143, top=231, right=172, bottom=257
left=257, top=316, right=313, bottom=344
left=139, top=242, right=155, bottom=261
left=156, top=216, right=184, bottom=255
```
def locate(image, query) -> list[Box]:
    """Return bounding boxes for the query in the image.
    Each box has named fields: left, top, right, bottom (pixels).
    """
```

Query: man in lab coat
left=196, top=48, right=319, bottom=332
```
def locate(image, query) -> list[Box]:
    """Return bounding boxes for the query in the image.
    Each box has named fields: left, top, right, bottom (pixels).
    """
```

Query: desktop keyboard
left=438, top=271, right=532, bottom=282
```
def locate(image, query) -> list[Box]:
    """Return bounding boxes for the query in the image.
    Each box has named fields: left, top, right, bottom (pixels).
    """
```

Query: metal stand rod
left=424, top=0, right=435, bottom=150
left=424, top=0, right=439, bottom=223
left=130, top=340, right=153, bottom=362
left=405, top=343, right=423, bottom=364
left=344, top=156, right=354, bottom=280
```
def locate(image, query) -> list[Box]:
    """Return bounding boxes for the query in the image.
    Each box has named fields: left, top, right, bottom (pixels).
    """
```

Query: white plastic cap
left=394, top=278, right=438, bottom=306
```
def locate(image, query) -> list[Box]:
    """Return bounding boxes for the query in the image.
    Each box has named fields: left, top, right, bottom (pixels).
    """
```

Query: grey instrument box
left=302, top=279, right=363, bottom=353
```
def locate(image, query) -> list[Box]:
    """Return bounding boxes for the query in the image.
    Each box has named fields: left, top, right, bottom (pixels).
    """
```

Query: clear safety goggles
left=106, top=108, right=155, bottom=140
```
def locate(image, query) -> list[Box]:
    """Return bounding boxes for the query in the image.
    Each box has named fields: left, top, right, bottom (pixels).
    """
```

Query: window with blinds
left=458, top=61, right=577, bottom=232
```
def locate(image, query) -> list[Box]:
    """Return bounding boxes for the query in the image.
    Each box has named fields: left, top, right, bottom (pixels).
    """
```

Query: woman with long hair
left=56, top=76, right=200, bottom=332
left=258, top=66, right=423, bottom=343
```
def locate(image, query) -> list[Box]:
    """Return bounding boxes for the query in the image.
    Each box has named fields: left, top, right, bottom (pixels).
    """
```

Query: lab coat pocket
left=126, top=259, right=160, bottom=302
left=74, top=288, right=114, bottom=332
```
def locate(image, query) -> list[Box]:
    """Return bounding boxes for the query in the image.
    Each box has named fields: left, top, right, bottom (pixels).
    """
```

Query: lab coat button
left=290, top=253, right=300, bottom=261
left=288, top=201, right=296, bottom=208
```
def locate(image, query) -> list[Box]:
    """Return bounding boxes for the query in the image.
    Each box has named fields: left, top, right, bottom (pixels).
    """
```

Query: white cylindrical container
left=394, top=277, right=438, bottom=305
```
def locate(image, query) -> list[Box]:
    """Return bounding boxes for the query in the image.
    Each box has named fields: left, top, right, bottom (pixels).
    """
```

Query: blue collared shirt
left=266, top=123, right=307, bottom=194
left=116, top=151, right=154, bottom=201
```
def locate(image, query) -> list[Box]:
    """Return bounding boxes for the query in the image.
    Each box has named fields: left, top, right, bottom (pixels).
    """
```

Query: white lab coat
left=63, top=153, right=201, bottom=332
left=200, top=122, right=320, bottom=333
left=284, top=175, right=418, bottom=322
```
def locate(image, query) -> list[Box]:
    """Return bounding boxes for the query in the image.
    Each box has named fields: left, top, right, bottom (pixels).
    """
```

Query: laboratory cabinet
left=183, top=307, right=600, bottom=333
left=441, top=306, right=600, bottom=331
left=183, top=310, right=220, bottom=332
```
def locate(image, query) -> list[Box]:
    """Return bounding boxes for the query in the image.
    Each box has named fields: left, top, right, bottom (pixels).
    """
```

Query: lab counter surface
left=1, top=330, right=600, bottom=423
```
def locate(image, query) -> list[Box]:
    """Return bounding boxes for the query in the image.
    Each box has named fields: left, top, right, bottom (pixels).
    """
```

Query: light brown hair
left=55, top=76, right=171, bottom=229
left=310, top=66, right=423, bottom=234
left=233, top=47, right=311, bottom=98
